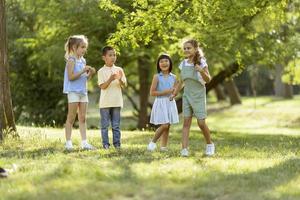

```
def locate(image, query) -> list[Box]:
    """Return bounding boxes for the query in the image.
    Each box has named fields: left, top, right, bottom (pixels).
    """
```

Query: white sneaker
left=0, top=167, right=8, bottom=178
left=81, top=143, right=96, bottom=150
left=147, top=141, right=157, bottom=151
left=160, top=147, right=168, bottom=152
left=205, top=143, right=215, bottom=156
left=181, top=148, right=189, bottom=157
left=65, top=142, right=73, bottom=151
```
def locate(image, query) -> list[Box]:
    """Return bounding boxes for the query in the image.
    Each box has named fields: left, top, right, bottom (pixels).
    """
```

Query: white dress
left=150, top=73, right=179, bottom=125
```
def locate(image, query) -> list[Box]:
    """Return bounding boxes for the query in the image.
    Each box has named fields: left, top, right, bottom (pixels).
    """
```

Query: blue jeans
left=100, top=107, right=121, bottom=148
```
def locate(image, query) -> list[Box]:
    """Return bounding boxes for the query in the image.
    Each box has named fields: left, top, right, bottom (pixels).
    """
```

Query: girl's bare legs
left=197, top=119, right=212, bottom=144
left=65, top=103, right=78, bottom=140
left=197, top=119, right=214, bottom=155
left=182, top=117, right=192, bottom=149
left=152, top=124, right=169, bottom=143
left=160, top=125, right=170, bottom=148
left=78, top=102, right=87, bottom=140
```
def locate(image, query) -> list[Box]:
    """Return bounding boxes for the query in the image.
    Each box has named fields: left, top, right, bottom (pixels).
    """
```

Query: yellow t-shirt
left=97, top=65, right=127, bottom=108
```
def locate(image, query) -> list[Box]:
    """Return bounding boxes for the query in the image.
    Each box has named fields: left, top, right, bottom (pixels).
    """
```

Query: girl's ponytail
left=64, top=35, right=88, bottom=60
left=64, top=36, right=73, bottom=60
left=184, top=39, right=205, bottom=65
left=193, top=49, right=201, bottom=65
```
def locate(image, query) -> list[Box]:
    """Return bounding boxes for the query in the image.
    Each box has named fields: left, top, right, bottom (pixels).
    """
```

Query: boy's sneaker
left=103, top=144, right=110, bottom=150
left=65, top=142, right=73, bottom=151
left=160, top=147, right=168, bottom=152
left=147, top=141, right=157, bottom=151
left=205, top=143, right=215, bottom=156
left=180, top=148, right=189, bottom=157
left=81, top=143, right=96, bottom=150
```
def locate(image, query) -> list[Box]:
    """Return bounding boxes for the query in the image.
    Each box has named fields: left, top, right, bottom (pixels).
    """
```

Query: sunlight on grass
left=1, top=96, right=300, bottom=199
left=271, top=175, right=300, bottom=198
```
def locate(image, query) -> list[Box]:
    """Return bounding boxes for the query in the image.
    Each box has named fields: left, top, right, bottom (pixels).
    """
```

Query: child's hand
left=90, top=67, right=96, bottom=74
left=83, top=65, right=91, bottom=73
left=169, top=93, right=176, bottom=101
left=109, top=71, right=121, bottom=81
left=87, top=67, right=96, bottom=77
left=114, top=70, right=122, bottom=80
left=195, top=64, right=204, bottom=72
left=165, top=88, right=174, bottom=95
left=109, top=73, right=117, bottom=81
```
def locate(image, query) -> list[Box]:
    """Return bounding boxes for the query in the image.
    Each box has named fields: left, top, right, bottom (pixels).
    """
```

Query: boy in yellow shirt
left=97, top=46, right=127, bottom=149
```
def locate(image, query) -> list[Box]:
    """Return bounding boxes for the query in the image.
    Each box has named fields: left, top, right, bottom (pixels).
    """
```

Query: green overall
left=181, top=61, right=207, bottom=119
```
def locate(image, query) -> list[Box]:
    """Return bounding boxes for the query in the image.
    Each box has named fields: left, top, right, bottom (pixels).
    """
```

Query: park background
left=0, top=0, right=300, bottom=200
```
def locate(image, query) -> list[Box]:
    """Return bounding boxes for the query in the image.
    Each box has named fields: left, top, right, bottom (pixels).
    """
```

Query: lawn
left=0, top=96, right=300, bottom=200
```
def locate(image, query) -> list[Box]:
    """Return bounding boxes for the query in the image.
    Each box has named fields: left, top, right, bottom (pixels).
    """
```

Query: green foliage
left=6, top=0, right=299, bottom=126
left=101, top=0, right=298, bottom=75
left=7, top=0, right=118, bottom=126
left=282, top=58, right=300, bottom=84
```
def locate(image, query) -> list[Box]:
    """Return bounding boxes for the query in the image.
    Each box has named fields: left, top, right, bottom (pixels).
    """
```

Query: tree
left=6, top=0, right=298, bottom=128
left=100, top=0, right=290, bottom=128
left=224, top=79, right=242, bottom=105
left=7, top=0, right=120, bottom=126
left=0, top=0, right=16, bottom=140
left=214, top=84, right=226, bottom=101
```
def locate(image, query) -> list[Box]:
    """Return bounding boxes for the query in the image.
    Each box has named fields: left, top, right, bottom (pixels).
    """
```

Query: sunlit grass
left=1, top=96, right=300, bottom=200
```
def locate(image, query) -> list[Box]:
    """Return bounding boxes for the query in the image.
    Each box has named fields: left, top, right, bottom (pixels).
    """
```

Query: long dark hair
left=184, top=39, right=204, bottom=65
left=156, top=54, right=173, bottom=73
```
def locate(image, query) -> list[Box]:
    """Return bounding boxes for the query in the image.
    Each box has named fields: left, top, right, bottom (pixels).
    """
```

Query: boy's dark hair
left=102, top=46, right=115, bottom=56
left=156, top=54, right=173, bottom=73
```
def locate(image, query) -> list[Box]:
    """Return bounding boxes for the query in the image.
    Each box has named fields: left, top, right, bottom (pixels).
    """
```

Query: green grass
left=1, top=96, right=300, bottom=200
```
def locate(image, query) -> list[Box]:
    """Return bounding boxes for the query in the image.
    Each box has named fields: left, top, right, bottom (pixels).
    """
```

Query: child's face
left=159, top=58, right=170, bottom=73
left=75, top=42, right=87, bottom=57
left=102, top=50, right=116, bottom=66
left=183, top=42, right=196, bottom=58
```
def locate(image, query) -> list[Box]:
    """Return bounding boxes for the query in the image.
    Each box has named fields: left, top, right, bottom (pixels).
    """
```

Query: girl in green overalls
left=171, top=39, right=215, bottom=157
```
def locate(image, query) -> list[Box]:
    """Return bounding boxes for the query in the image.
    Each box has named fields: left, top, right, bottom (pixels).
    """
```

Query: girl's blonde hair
left=184, top=39, right=204, bottom=65
left=64, top=35, right=88, bottom=60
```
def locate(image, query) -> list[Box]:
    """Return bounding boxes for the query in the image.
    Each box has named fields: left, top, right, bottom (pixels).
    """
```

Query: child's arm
left=169, top=79, right=183, bottom=100
left=149, top=75, right=174, bottom=96
left=99, top=74, right=116, bottom=90
left=118, top=69, right=127, bottom=88
left=195, top=60, right=211, bottom=83
left=67, top=59, right=89, bottom=81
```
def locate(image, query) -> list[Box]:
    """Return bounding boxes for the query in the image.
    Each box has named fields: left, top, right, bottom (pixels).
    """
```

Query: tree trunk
left=0, top=0, right=16, bottom=139
left=137, top=56, right=151, bottom=129
left=284, top=84, right=293, bottom=99
left=224, top=78, right=242, bottom=105
left=0, top=0, right=5, bottom=139
left=214, top=84, right=226, bottom=101
left=3, top=65, right=16, bottom=130
left=274, top=64, right=285, bottom=97
left=0, top=104, right=3, bottom=140
left=274, top=64, right=293, bottom=99
left=0, top=52, right=3, bottom=140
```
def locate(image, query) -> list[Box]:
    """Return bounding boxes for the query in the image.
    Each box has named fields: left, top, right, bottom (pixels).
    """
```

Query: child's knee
left=183, top=119, right=192, bottom=128
left=67, top=115, right=76, bottom=124
left=78, top=115, right=86, bottom=123
left=198, top=120, right=206, bottom=129
left=161, top=124, right=170, bottom=129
